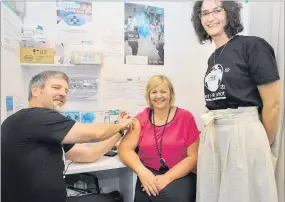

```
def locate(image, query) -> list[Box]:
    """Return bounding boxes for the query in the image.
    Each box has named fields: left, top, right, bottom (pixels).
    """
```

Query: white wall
left=248, top=2, right=284, bottom=70
left=1, top=3, right=27, bottom=123
left=249, top=2, right=275, bottom=45
left=3, top=1, right=251, bottom=129
left=22, top=2, right=216, bottom=129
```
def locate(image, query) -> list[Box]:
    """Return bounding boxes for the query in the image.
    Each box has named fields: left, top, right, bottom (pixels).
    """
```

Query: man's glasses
left=199, top=7, right=224, bottom=20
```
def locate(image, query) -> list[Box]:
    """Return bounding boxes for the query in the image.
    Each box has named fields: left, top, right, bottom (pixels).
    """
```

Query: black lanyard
left=152, top=107, right=171, bottom=172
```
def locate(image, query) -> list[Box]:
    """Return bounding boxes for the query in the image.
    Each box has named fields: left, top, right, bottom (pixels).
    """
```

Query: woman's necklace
left=213, top=36, right=236, bottom=65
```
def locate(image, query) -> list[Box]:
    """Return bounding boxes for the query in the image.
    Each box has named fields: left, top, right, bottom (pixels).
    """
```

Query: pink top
left=135, top=107, right=200, bottom=171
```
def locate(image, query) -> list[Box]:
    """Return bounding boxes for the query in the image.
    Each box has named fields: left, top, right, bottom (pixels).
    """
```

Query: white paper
left=14, top=96, right=25, bottom=112
left=102, top=45, right=123, bottom=57
left=94, top=111, right=107, bottom=123
left=102, top=30, right=122, bottom=45
left=100, top=77, right=148, bottom=116
left=103, top=78, right=136, bottom=100
left=125, top=55, right=148, bottom=65
left=1, top=2, right=22, bottom=54
left=101, top=29, right=124, bottom=57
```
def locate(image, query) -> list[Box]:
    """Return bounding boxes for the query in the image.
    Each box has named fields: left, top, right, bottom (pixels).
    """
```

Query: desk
left=65, top=156, right=136, bottom=202
left=65, top=156, right=126, bottom=175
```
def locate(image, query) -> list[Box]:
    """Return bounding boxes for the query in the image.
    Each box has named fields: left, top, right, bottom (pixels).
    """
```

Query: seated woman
left=118, top=75, right=200, bottom=202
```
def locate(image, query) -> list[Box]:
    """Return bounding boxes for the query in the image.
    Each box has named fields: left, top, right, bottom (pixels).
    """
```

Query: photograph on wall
left=56, top=0, right=92, bottom=35
left=124, top=3, right=164, bottom=65
left=68, top=77, right=99, bottom=100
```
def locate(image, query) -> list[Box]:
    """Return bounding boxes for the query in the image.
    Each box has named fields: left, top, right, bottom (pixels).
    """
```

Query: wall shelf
left=21, top=63, right=100, bottom=69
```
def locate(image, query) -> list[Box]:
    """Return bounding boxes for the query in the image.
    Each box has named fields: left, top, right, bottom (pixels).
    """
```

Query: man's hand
left=118, top=111, right=131, bottom=120
left=116, top=111, right=133, bottom=130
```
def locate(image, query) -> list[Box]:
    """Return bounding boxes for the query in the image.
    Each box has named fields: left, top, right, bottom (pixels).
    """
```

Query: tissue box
left=20, top=47, right=55, bottom=64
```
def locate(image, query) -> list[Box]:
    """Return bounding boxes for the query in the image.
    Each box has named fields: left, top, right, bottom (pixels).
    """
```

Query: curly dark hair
left=191, top=1, right=244, bottom=44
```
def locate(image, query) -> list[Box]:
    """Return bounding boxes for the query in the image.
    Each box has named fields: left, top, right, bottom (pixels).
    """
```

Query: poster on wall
left=56, top=0, right=93, bottom=43
left=124, top=3, right=164, bottom=66
left=68, top=77, right=99, bottom=100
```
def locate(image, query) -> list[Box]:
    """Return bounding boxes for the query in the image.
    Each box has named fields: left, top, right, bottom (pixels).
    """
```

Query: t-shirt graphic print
left=204, top=63, right=226, bottom=102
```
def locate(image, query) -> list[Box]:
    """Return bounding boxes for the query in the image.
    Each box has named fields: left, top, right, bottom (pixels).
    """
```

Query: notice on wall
left=101, top=29, right=124, bottom=57
left=1, top=2, right=22, bottom=54
left=99, top=77, right=148, bottom=116
left=124, top=3, right=164, bottom=66
left=6, top=96, right=14, bottom=117
left=14, top=96, right=25, bottom=112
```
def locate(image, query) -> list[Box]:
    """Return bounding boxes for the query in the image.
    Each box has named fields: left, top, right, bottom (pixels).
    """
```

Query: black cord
left=67, top=186, right=93, bottom=194
left=152, top=107, right=171, bottom=161
left=64, top=161, right=73, bottom=177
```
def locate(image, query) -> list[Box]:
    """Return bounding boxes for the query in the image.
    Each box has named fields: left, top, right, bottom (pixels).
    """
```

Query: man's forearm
left=87, top=123, right=124, bottom=141
left=262, top=104, right=280, bottom=145
left=65, top=134, right=121, bottom=163
left=88, top=134, right=121, bottom=161
left=63, top=121, right=130, bottom=144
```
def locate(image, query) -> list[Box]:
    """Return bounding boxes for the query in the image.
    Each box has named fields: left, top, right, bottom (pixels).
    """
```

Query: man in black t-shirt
left=1, top=70, right=133, bottom=202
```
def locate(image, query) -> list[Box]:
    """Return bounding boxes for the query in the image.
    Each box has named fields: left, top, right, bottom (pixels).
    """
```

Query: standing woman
left=191, top=1, right=281, bottom=202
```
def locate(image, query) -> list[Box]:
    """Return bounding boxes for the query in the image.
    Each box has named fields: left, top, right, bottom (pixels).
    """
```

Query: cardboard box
left=20, top=47, right=55, bottom=64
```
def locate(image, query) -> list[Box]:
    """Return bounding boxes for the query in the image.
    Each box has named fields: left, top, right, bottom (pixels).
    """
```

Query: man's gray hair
left=28, top=70, right=69, bottom=101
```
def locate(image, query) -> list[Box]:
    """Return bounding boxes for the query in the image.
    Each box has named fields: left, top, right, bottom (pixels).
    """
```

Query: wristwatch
left=114, top=120, right=125, bottom=137
left=118, top=130, right=125, bottom=137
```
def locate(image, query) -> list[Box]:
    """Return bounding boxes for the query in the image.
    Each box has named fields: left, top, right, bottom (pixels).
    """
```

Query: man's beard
left=53, top=104, right=64, bottom=112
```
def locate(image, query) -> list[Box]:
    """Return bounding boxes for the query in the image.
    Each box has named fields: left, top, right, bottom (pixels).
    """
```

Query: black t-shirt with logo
left=204, top=35, right=280, bottom=112
left=1, top=108, right=76, bottom=202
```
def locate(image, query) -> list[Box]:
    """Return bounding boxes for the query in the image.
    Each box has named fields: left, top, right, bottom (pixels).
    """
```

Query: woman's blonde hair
left=145, top=75, right=175, bottom=108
